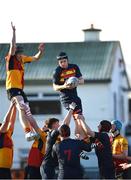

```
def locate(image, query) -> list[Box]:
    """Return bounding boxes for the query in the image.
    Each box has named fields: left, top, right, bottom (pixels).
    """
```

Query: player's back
left=59, top=138, right=81, bottom=167
left=55, top=138, right=91, bottom=168
left=54, top=138, right=91, bottom=179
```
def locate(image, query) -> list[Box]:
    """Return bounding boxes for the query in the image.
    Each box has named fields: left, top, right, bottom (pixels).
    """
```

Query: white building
left=0, top=25, right=130, bottom=176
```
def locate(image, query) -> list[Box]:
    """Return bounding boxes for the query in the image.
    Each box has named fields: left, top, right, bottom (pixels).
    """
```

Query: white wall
left=110, top=46, right=129, bottom=123
left=77, top=84, right=112, bottom=130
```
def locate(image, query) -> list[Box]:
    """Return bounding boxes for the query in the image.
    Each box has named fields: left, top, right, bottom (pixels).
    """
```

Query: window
left=26, top=93, right=38, bottom=97
left=29, top=100, right=61, bottom=115
left=26, top=92, right=61, bottom=115
left=43, top=93, right=59, bottom=97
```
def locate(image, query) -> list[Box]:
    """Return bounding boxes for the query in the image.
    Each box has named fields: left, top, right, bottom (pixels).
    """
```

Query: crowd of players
left=0, top=22, right=131, bottom=179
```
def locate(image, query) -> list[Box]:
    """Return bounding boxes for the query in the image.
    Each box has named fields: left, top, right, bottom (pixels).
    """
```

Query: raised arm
left=9, top=22, right=16, bottom=55
left=8, top=104, right=17, bottom=131
left=0, top=103, right=15, bottom=133
left=20, top=104, right=44, bottom=135
left=26, top=115, right=41, bottom=134
left=61, top=102, right=76, bottom=126
left=32, top=43, right=45, bottom=61
left=78, top=115, right=95, bottom=137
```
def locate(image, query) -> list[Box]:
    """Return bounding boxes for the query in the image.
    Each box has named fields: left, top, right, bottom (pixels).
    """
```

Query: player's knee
left=14, top=95, right=24, bottom=102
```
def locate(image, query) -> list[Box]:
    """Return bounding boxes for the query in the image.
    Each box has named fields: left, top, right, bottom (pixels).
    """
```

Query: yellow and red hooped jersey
left=112, top=134, right=128, bottom=171
left=53, top=64, right=82, bottom=85
left=5, top=54, right=33, bottom=90
left=0, top=130, right=13, bottom=168
left=28, top=129, right=47, bottom=167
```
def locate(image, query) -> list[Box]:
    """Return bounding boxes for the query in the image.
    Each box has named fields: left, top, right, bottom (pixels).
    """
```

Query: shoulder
left=21, top=55, right=33, bottom=62
left=120, top=135, right=128, bottom=143
left=116, top=134, right=125, bottom=140
left=69, top=63, right=78, bottom=68
left=55, top=141, right=61, bottom=146
left=53, top=66, right=61, bottom=74
left=38, top=128, right=47, bottom=138
left=68, top=138, right=81, bottom=145
left=69, top=64, right=81, bottom=72
left=67, top=138, right=76, bottom=142
left=51, top=129, right=59, bottom=137
left=53, top=141, right=60, bottom=151
left=95, top=132, right=109, bottom=139
left=56, top=66, right=61, bottom=71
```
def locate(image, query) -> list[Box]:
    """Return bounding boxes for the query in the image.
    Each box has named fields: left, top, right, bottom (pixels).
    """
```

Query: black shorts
left=7, top=88, right=28, bottom=103
left=58, top=167, right=83, bottom=179
left=24, top=165, right=42, bottom=179
left=43, top=165, right=56, bottom=179
left=61, top=96, right=83, bottom=115
left=100, top=167, right=115, bottom=179
left=0, top=168, right=11, bottom=179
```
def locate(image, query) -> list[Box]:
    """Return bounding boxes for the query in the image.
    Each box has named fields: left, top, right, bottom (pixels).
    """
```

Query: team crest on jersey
left=60, top=68, right=76, bottom=82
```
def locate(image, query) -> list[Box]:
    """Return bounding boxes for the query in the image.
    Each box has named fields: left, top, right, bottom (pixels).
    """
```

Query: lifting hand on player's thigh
left=11, top=96, right=32, bottom=130
left=73, top=114, right=87, bottom=138
left=11, top=96, right=25, bottom=110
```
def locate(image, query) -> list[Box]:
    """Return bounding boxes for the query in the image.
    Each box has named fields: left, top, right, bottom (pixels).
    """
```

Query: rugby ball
left=66, top=76, right=79, bottom=88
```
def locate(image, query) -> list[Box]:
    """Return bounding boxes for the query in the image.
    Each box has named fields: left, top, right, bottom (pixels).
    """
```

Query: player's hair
left=99, top=120, right=111, bottom=132
left=59, top=124, right=70, bottom=137
left=57, top=52, right=68, bottom=60
left=0, top=123, right=2, bottom=127
left=45, top=118, right=59, bottom=129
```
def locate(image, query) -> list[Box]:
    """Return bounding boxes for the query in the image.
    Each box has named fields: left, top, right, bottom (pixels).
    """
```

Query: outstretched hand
left=69, top=102, right=76, bottom=110
left=119, top=163, right=130, bottom=170
left=38, top=43, right=45, bottom=52
left=11, top=22, right=16, bottom=31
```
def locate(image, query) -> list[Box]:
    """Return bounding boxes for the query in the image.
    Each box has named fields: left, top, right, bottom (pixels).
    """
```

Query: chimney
left=82, top=24, right=101, bottom=42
